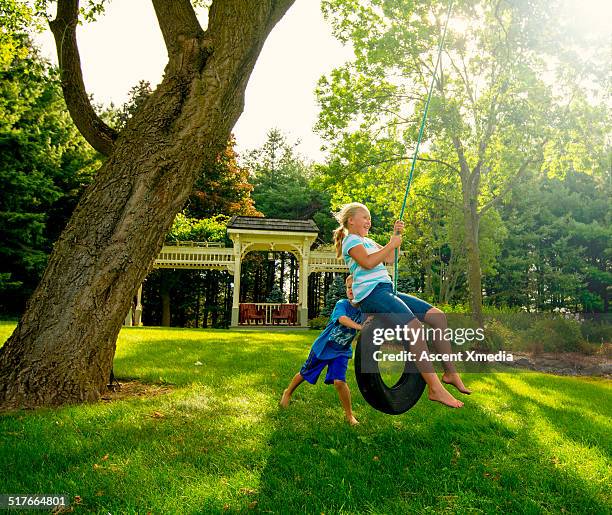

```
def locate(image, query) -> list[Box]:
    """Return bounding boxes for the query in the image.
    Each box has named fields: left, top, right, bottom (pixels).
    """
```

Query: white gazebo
left=226, top=216, right=318, bottom=327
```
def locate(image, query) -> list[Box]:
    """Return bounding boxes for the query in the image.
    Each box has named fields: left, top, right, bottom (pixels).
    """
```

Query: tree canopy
left=316, top=0, right=610, bottom=317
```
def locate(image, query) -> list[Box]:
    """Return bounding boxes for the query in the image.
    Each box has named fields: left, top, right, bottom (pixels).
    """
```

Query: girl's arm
left=338, top=316, right=362, bottom=331
left=348, top=221, right=404, bottom=270
left=374, top=241, right=396, bottom=265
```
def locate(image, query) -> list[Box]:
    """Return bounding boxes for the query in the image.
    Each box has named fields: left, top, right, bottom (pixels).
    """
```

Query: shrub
left=524, top=318, right=585, bottom=354
left=308, top=316, right=328, bottom=330
left=596, top=343, right=612, bottom=358
left=266, top=286, right=286, bottom=303
left=480, top=315, right=597, bottom=355
left=580, top=318, right=612, bottom=345
left=483, top=319, right=522, bottom=352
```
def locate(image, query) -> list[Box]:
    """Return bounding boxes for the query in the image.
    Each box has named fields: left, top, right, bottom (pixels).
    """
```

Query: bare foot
left=442, top=372, right=472, bottom=395
left=428, top=385, right=464, bottom=408
left=280, top=389, right=291, bottom=408
left=346, top=415, right=359, bottom=426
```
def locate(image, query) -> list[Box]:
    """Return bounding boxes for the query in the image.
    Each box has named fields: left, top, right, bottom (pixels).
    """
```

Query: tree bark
left=49, top=0, right=117, bottom=154
left=0, top=0, right=296, bottom=409
left=462, top=185, right=484, bottom=326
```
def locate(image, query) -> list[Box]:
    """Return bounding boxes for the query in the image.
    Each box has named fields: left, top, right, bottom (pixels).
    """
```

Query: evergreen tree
left=0, top=39, right=99, bottom=314
left=487, top=171, right=611, bottom=313
left=322, top=274, right=347, bottom=317
left=245, top=129, right=334, bottom=238
left=266, top=285, right=286, bottom=303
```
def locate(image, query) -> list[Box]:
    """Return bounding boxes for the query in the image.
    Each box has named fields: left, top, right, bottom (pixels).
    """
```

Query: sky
left=33, top=0, right=353, bottom=162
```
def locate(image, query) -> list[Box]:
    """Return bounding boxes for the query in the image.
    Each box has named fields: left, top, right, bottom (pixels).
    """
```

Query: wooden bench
left=272, top=304, right=297, bottom=325
left=239, top=304, right=265, bottom=325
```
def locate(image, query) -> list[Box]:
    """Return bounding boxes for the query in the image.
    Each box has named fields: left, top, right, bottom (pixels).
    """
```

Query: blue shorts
left=299, top=349, right=349, bottom=385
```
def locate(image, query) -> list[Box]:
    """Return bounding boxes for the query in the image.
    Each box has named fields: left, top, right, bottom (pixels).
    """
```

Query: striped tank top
left=342, top=233, right=392, bottom=303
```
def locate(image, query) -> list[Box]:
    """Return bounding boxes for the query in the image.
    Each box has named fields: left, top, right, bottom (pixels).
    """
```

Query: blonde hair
left=332, top=202, right=369, bottom=258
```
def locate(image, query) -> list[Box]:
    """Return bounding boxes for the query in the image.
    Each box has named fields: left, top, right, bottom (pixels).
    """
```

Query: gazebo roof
left=227, top=216, right=319, bottom=234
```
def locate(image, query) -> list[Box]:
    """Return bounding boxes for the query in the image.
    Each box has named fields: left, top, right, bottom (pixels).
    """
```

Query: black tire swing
left=354, top=318, right=426, bottom=415
left=354, top=1, right=453, bottom=415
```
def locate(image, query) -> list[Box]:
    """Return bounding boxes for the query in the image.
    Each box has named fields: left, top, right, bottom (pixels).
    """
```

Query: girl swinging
left=334, top=202, right=471, bottom=409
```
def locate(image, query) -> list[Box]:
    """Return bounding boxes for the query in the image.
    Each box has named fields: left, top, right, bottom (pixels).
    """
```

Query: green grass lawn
left=1, top=321, right=610, bottom=514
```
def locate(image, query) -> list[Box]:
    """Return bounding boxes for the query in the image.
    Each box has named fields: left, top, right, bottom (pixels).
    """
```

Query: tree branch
left=450, top=135, right=471, bottom=180
left=416, top=157, right=460, bottom=174
left=49, top=0, right=117, bottom=156
left=151, top=0, right=204, bottom=57
left=478, top=157, right=533, bottom=215
left=197, top=0, right=294, bottom=120
left=352, top=155, right=459, bottom=176
left=414, top=191, right=460, bottom=208
left=468, top=79, right=508, bottom=194
left=446, top=49, right=475, bottom=108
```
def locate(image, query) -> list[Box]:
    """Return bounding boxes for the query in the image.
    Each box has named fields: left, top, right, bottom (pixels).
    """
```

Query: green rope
left=393, top=0, right=454, bottom=293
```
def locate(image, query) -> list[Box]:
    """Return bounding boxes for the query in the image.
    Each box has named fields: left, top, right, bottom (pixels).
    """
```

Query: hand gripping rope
left=355, top=1, right=454, bottom=415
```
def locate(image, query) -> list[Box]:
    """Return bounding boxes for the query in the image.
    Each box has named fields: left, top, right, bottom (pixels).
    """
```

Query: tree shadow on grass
left=254, top=371, right=611, bottom=513
left=0, top=377, right=283, bottom=512
left=2, top=328, right=609, bottom=513
left=486, top=373, right=612, bottom=461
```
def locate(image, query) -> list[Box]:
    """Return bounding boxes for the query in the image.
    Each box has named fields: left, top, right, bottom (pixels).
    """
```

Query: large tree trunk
left=462, top=192, right=484, bottom=326
left=0, top=0, right=295, bottom=409
left=452, top=134, right=485, bottom=327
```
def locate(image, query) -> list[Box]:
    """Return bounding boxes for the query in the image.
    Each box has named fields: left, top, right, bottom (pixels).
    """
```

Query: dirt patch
left=509, top=351, right=612, bottom=377
left=100, top=380, right=174, bottom=401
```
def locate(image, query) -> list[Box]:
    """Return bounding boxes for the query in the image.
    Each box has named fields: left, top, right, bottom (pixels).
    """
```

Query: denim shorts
left=299, top=350, right=349, bottom=385
left=359, top=282, right=433, bottom=324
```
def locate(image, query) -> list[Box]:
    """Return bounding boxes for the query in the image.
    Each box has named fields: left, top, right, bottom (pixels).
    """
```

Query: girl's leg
left=422, top=307, right=471, bottom=394
left=396, top=294, right=471, bottom=395
left=280, top=373, right=305, bottom=408
left=333, top=380, right=359, bottom=425
left=404, top=317, right=464, bottom=408
left=362, top=287, right=463, bottom=408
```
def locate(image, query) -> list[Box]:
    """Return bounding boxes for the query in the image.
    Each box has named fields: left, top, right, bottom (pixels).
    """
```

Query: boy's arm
left=338, top=315, right=362, bottom=331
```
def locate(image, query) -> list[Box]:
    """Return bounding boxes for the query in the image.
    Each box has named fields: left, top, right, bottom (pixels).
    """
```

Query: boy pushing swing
left=280, top=275, right=362, bottom=426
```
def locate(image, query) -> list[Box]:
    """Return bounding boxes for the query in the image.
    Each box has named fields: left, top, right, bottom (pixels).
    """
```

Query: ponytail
left=333, top=226, right=346, bottom=258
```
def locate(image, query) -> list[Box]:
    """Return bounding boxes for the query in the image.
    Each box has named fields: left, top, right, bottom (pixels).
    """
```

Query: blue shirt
left=311, top=299, right=363, bottom=360
left=342, top=234, right=392, bottom=302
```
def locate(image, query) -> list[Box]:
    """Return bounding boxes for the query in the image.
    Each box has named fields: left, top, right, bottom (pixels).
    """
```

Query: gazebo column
left=124, top=306, right=132, bottom=326
left=298, top=246, right=309, bottom=327
left=230, top=239, right=242, bottom=327
left=134, top=284, right=143, bottom=326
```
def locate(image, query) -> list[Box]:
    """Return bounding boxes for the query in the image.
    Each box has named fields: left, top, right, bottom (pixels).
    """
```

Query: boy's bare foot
left=442, top=372, right=472, bottom=395
left=346, top=415, right=359, bottom=426
left=428, top=385, right=464, bottom=408
left=280, top=389, right=291, bottom=408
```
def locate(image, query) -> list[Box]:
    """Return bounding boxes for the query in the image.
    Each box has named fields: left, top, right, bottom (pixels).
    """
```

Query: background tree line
left=1, top=1, right=609, bottom=332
